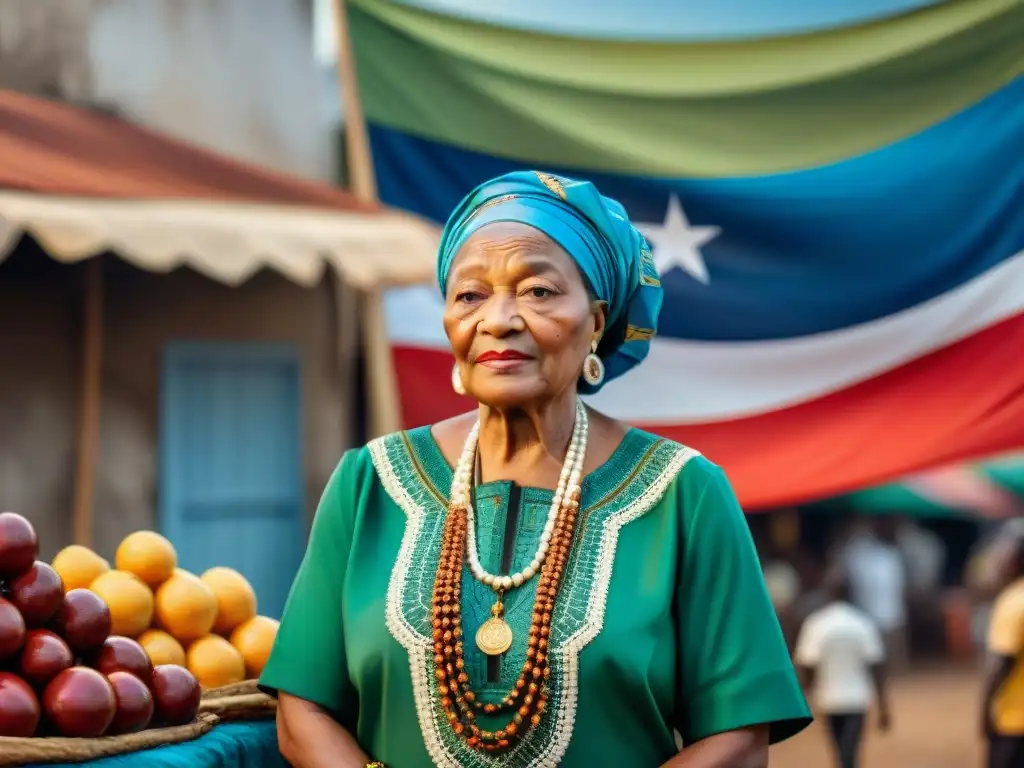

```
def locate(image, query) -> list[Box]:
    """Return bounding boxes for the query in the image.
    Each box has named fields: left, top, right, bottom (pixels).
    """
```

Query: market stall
left=0, top=85, right=438, bottom=550
left=0, top=84, right=438, bottom=764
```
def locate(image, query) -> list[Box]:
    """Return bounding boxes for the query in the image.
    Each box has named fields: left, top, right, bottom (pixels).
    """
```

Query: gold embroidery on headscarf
left=639, top=247, right=661, bottom=287
left=535, top=172, right=568, bottom=200
left=625, top=325, right=655, bottom=342
left=463, top=194, right=519, bottom=226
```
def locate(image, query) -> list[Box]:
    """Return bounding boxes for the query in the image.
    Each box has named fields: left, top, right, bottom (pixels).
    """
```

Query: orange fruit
left=89, top=570, right=154, bottom=637
left=155, top=569, right=218, bottom=643
left=115, top=531, right=177, bottom=587
left=186, top=635, right=246, bottom=689
left=52, top=545, right=110, bottom=591
left=229, top=615, right=279, bottom=678
left=200, top=567, right=257, bottom=636
left=138, top=629, right=186, bottom=667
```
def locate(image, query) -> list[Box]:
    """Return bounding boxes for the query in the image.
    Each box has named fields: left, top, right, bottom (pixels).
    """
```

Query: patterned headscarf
left=437, top=171, right=662, bottom=394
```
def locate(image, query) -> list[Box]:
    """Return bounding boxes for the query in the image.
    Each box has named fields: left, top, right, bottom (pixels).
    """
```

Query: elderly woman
left=259, top=172, right=811, bottom=768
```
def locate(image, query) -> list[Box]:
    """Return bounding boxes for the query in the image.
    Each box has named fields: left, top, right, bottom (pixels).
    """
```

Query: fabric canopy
left=0, top=90, right=439, bottom=288
left=839, top=463, right=1024, bottom=519
left=979, top=454, right=1024, bottom=496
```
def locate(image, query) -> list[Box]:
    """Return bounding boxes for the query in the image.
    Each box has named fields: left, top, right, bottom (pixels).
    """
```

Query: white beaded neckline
left=451, top=399, right=588, bottom=592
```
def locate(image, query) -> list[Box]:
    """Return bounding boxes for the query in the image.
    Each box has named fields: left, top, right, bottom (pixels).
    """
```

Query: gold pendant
left=476, top=596, right=513, bottom=656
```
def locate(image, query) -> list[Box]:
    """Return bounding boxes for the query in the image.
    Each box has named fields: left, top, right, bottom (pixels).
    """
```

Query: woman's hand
left=276, top=693, right=371, bottom=768
left=661, top=725, right=770, bottom=768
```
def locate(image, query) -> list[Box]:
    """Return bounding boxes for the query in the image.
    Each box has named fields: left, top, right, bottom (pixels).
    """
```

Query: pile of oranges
left=51, top=532, right=278, bottom=690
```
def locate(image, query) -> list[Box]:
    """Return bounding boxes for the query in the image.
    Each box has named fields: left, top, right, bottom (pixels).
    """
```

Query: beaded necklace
left=430, top=400, right=588, bottom=753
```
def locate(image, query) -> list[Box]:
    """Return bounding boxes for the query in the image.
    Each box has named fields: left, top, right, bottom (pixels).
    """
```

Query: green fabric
left=826, top=455, right=1024, bottom=520
left=354, top=0, right=1017, bottom=96
left=350, top=0, right=1024, bottom=177
left=841, top=483, right=970, bottom=519
left=437, top=171, right=663, bottom=394
left=26, top=722, right=285, bottom=768
left=980, top=456, right=1024, bottom=496
left=260, top=427, right=810, bottom=767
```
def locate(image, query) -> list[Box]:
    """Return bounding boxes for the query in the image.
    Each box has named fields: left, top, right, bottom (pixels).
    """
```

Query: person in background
left=981, top=529, right=1024, bottom=768
left=970, top=520, right=1024, bottom=650
left=896, top=518, right=947, bottom=657
left=795, top=569, right=892, bottom=768
left=897, top=517, right=945, bottom=594
left=842, top=517, right=908, bottom=670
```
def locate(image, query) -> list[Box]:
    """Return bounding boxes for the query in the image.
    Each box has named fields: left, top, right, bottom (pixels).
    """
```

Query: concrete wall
left=0, top=0, right=336, bottom=181
left=0, top=246, right=355, bottom=561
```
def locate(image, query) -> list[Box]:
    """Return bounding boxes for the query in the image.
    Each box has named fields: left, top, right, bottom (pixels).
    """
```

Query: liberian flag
left=348, top=0, right=1024, bottom=508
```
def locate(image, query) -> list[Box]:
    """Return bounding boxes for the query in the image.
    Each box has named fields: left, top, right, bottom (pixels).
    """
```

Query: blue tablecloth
left=27, top=721, right=288, bottom=768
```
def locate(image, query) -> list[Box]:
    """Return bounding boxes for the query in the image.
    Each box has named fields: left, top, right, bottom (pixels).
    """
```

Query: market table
left=24, top=720, right=286, bottom=768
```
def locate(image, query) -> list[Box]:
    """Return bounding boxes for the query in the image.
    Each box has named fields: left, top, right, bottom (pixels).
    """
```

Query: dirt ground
left=769, top=664, right=982, bottom=767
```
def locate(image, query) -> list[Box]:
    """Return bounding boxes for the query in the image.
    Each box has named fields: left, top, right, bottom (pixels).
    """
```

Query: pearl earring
left=581, top=340, right=604, bottom=387
left=451, top=363, right=466, bottom=395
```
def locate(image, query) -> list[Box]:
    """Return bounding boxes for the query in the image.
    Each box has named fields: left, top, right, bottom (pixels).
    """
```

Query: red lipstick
left=476, top=350, right=532, bottom=363
left=475, top=350, right=533, bottom=370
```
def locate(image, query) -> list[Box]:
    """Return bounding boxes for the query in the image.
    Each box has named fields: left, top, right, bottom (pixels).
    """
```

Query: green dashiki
left=260, top=427, right=811, bottom=767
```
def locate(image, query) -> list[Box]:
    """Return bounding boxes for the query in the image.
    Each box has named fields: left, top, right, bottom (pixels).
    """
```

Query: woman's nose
left=478, top=292, right=523, bottom=337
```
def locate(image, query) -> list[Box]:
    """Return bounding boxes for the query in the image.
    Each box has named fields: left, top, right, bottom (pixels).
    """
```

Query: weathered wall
left=0, top=247, right=355, bottom=560
left=0, top=249, right=79, bottom=558
left=0, top=0, right=335, bottom=181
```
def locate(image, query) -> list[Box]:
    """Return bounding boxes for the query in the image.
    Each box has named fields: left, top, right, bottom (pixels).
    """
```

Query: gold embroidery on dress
left=625, top=325, right=655, bottom=342
left=535, top=172, right=568, bottom=200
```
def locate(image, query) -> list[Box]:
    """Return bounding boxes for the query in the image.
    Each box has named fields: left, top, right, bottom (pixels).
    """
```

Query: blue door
left=159, top=342, right=305, bottom=620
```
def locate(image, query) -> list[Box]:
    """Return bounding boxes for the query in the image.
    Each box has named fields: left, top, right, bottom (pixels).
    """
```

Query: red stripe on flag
left=392, top=312, right=1024, bottom=509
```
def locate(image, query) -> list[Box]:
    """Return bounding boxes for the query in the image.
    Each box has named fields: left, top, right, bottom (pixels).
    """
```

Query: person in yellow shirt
left=982, top=530, right=1024, bottom=768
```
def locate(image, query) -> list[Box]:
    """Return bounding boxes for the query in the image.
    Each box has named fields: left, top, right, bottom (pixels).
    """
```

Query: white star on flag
left=637, top=195, right=721, bottom=283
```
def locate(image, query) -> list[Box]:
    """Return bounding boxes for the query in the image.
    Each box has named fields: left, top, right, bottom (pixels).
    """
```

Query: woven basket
left=198, top=679, right=276, bottom=722
left=198, top=693, right=276, bottom=722
left=0, top=712, right=219, bottom=766
left=200, top=680, right=261, bottom=700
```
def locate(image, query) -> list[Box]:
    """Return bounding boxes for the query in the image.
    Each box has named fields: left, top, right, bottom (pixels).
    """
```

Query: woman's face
left=443, top=221, right=606, bottom=410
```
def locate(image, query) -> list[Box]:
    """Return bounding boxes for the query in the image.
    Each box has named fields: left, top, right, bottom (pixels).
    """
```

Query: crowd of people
left=762, top=513, right=1024, bottom=768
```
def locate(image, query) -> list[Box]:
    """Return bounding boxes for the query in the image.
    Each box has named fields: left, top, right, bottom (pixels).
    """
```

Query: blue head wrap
left=437, top=170, right=662, bottom=394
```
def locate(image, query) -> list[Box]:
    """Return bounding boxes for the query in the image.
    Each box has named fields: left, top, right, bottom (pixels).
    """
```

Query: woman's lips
left=475, top=350, right=533, bottom=370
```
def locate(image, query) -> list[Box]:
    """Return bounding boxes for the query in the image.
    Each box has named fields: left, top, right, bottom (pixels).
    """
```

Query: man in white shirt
left=842, top=518, right=908, bottom=669
left=795, top=570, right=892, bottom=768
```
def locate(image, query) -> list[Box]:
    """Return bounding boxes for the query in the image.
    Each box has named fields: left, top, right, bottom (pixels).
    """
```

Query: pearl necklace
left=450, top=400, right=588, bottom=656
left=429, top=401, right=588, bottom=753
left=452, top=400, right=586, bottom=591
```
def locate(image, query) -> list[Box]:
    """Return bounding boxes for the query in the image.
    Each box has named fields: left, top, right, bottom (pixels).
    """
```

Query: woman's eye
left=526, top=286, right=554, bottom=299
left=456, top=291, right=482, bottom=304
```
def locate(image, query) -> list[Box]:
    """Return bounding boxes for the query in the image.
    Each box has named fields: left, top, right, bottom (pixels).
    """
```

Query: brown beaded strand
left=430, top=486, right=581, bottom=753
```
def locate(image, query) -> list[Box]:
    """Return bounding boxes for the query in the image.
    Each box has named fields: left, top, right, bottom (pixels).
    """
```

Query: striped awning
left=0, top=89, right=440, bottom=289
left=0, top=192, right=439, bottom=289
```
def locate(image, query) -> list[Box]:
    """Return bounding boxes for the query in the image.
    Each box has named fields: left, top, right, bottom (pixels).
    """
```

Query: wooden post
left=332, top=0, right=377, bottom=204
left=332, top=0, right=402, bottom=437
left=73, top=258, right=104, bottom=547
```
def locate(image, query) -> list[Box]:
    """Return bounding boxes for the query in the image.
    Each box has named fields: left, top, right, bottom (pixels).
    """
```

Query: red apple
left=54, top=589, right=111, bottom=653
left=105, top=671, right=153, bottom=735
left=42, top=666, right=116, bottom=737
left=19, top=629, right=74, bottom=688
left=0, top=513, right=38, bottom=578
left=0, top=596, right=26, bottom=660
left=89, top=636, right=153, bottom=686
left=0, top=671, right=40, bottom=736
left=150, top=665, right=200, bottom=726
left=9, top=562, right=63, bottom=627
